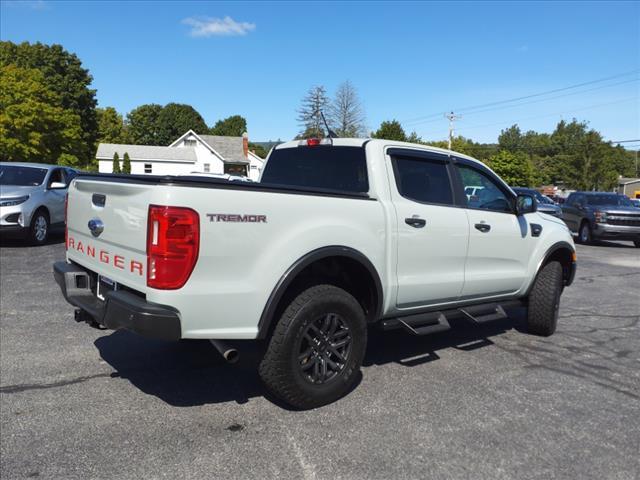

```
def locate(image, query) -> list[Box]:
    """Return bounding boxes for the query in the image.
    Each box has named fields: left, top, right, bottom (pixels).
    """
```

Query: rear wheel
left=259, top=284, right=367, bottom=409
left=527, top=261, right=563, bottom=336
left=28, top=210, right=49, bottom=245
left=578, top=221, right=592, bottom=245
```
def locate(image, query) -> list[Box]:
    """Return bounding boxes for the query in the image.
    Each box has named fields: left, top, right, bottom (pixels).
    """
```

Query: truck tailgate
left=66, top=178, right=151, bottom=291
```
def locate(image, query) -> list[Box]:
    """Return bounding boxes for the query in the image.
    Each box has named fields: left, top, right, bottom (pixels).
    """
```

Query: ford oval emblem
left=88, top=218, right=104, bottom=237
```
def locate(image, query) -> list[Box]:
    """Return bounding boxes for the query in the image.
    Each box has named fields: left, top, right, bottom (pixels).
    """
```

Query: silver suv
left=0, top=163, right=77, bottom=244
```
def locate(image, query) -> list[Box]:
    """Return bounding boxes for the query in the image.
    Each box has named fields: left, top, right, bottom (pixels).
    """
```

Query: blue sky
left=1, top=0, right=639, bottom=145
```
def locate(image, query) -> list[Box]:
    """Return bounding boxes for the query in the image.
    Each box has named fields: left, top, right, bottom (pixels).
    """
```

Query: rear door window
left=390, top=153, right=454, bottom=205
left=261, top=146, right=368, bottom=193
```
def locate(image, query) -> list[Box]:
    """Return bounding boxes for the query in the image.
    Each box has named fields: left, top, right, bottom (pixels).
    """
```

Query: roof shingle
left=96, top=144, right=196, bottom=163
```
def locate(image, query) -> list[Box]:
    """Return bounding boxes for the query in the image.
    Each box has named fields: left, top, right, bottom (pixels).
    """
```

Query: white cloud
left=182, top=16, right=256, bottom=37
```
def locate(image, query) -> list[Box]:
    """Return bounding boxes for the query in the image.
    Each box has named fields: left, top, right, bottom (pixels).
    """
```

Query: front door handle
left=475, top=223, right=491, bottom=233
left=405, top=217, right=426, bottom=228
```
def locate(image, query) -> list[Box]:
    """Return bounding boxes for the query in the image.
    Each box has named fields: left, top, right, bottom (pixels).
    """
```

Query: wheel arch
left=257, top=246, right=384, bottom=339
left=526, top=241, right=576, bottom=296
left=30, top=205, right=50, bottom=224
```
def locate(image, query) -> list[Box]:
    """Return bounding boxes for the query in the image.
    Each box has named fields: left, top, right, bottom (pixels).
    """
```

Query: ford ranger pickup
left=53, top=138, right=576, bottom=408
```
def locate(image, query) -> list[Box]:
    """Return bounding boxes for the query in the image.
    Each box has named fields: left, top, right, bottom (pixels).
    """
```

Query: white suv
left=0, top=163, right=76, bottom=244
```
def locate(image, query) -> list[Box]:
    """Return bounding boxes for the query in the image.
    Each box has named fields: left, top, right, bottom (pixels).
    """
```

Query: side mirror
left=49, top=182, right=67, bottom=189
left=516, top=193, right=537, bottom=215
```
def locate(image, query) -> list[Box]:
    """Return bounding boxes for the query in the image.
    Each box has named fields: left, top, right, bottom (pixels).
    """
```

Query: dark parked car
left=561, top=192, right=640, bottom=247
left=512, top=187, right=563, bottom=218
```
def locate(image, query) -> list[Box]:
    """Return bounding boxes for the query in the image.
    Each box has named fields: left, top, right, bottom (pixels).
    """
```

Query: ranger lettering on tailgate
left=66, top=236, right=144, bottom=275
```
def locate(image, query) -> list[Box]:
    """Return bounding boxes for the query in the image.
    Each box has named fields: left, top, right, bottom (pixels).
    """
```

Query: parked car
left=53, top=138, right=576, bottom=408
left=630, top=198, right=640, bottom=208
left=561, top=191, right=640, bottom=247
left=0, top=163, right=77, bottom=244
left=512, top=187, right=563, bottom=218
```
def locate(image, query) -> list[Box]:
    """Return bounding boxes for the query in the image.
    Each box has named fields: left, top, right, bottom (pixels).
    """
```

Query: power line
left=426, top=97, right=636, bottom=137
left=405, top=77, right=639, bottom=128
left=401, top=69, right=639, bottom=125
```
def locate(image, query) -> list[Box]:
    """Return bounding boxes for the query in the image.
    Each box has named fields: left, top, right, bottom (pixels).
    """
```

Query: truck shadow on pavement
left=95, top=308, right=521, bottom=409
left=93, top=309, right=527, bottom=409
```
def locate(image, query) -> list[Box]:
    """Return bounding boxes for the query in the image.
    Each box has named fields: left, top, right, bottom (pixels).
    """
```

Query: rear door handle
left=405, top=217, right=426, bottom=228
left=475, top=223, right=491, bottom=233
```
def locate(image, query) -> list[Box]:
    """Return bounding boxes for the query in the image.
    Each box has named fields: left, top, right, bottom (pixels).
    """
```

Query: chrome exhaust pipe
left=209, top=339, right=239, bottom=364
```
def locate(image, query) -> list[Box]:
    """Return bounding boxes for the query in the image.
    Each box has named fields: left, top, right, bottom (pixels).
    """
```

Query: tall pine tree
left=296, top=85, right=329, bottom=138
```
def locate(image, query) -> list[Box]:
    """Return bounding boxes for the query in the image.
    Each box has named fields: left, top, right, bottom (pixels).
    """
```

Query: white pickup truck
left=54, top=138, right=576, bottom=408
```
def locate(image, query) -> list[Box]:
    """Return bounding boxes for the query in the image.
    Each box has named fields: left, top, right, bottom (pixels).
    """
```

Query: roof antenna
left=319, top=110, right=338, bottom=139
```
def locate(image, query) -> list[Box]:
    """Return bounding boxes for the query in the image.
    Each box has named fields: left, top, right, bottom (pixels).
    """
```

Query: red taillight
left=64, top=193, right=69, bottom=250
left=146, top=205, right=200, bottom=290
left=307, top=138, right=321, bottom=146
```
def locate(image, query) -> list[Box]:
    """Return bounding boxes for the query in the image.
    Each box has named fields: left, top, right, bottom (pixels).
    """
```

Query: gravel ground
left=1, top=235, right=639, bottom=479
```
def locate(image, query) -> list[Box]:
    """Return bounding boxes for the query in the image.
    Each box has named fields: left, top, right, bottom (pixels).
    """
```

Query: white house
left=96, top=130, right=266, bottom=181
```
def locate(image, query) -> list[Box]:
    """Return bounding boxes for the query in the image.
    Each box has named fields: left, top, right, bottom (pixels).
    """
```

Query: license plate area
left=97, top=275, right=117, bottom=301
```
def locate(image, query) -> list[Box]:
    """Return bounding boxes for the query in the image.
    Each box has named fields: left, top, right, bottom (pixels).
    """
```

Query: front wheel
left=578, top=221, right=592, bottom=244
left=527, top=261, right=563, bottom=336
left=259, top=284, right=367, bottom=409
left=28, top=210, right=49, bottom=245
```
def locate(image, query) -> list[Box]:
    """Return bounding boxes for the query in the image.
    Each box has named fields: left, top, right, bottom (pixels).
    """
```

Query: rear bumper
left=592, top=223, right=640, bottom=241
left=53, top=261, right=181, bottom=341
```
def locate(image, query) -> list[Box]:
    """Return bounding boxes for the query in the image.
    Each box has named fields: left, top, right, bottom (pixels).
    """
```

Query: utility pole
left=445, top=111, right=462, bottom=150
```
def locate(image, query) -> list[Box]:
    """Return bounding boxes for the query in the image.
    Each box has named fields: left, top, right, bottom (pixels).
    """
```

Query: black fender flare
left=256, top=246, right=384, bottom=339
left=525, top=241, right=576, bottom=297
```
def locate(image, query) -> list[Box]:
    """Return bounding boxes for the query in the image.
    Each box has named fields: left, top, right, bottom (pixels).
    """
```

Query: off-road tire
left=527, top=261, right=563, bottom=336
left=578, top=221, right=592, bottom=245
left=259, top=284, right=367, bottom=409
left=28, top=209, right=49, bottom=245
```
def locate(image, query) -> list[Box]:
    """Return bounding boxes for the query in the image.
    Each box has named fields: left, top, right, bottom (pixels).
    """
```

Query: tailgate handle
left=92, top=194, right=106, bottom=207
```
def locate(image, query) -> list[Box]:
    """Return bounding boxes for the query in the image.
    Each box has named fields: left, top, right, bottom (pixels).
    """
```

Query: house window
left=203, top=163, right=210, bottom=173
left=184, top=139, right=197, bottom=147
left=144, top=163, right=152, bottom=174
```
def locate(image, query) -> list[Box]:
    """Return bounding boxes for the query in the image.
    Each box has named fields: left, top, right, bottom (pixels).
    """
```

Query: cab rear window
left=261, top=146, right=368, bottom=193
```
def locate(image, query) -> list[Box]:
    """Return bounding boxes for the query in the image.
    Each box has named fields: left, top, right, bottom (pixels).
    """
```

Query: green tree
left=371, top=120, right=406, bottom=141
left=0, top=64, right=84, bottom=165
left=248, top=142, right=267, bottom=158
left=487, top=150, right=534, bottom=187
left=210, top=115, right=247, bottom=136
left=0, top=41, right=97, bottom=161
left=97, top=107, right=127, bottom=143
left=156, top=103, right=208, bottom=145
left=126, top=104, right=163, bottom=145
left=296, top=85, right=330, bottom=138
left=498, top=125, right=524, bottom=152
left=112, top=152, right=121, bottom=173
left=122, top=152, right=131, bottom=174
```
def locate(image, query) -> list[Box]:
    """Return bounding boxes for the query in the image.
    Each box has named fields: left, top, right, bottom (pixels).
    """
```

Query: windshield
left=586, top=194, right=633, bottom=207
left=0, top=165, right=48, bottom=186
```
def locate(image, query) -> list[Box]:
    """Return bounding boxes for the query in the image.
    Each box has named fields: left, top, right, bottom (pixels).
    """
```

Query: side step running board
left=458, top=304, right=507, bottom=324
left=383, top=312, right=451, bottom=336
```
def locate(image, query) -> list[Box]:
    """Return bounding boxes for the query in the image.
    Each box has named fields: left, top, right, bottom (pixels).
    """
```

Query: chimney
left=242, top=132, right=249, bottom=158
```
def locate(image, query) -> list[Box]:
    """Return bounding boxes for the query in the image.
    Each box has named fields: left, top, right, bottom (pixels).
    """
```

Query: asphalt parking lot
left=1, top=235, right=639, bottom=480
